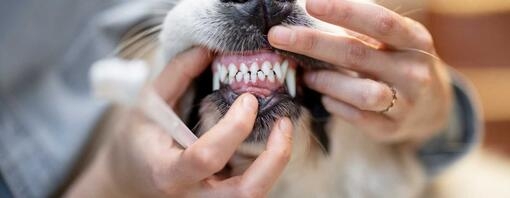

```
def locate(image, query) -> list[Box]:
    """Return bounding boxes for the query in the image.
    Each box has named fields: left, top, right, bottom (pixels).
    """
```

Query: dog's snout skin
left=219, top=0, right=296, bottom=34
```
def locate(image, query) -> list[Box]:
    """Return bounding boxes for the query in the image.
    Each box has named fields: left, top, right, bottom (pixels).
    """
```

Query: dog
left=114, top=0, right=428, bottom=197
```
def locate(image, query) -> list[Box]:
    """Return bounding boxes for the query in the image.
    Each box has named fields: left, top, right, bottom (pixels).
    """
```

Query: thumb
left=153, top=47, right=212, bottom=108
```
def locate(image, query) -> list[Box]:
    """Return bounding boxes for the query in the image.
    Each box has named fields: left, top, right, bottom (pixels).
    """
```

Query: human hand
left=268, top=0, right=452, bottom=145
left=67, top=47, right=293, bottom=198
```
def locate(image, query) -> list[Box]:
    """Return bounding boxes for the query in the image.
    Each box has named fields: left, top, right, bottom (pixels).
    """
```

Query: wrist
left=65, top=148, right=125, bottom=198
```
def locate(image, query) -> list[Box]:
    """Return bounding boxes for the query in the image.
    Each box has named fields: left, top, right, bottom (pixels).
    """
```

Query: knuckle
left=298, top=30, right=319, bottom=51
left=332, top=1, right=353, bottom=22
left=406, top=66, right=432, bottom=87
left=359, top=80, right=388, bottom=110
left=344, top=39, right=369, bottom=67
left=375, top=11, right=397, bottom=36
left=188, top=148, right=225, bottom=173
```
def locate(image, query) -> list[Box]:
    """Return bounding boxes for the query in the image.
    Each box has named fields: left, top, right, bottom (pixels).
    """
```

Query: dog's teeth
left=228, top=63, right=237, bottom=75
left=236, top=72, right=243, bottom=82
left=273, top=62, right=283, bottom=82
left=240, top=63, right=248, bottom=74
left=257, top=71, right=265, bottom=81
left=250, top=62, right=259, bottom=74
left=220, top=65, right=228, bottom=82
left=281, top=60, right=289, bottom=78
left=262, top=61, right=271, bottom=75
left=228, top=64, right=237, bottom=83
left=286, top=67, right=296, bottom=97
left=267, top=71, right=275, bottom=83
left=213, top=72, right=220, bottom=91
left=251, top=72, right=257, bottom=83
left=243, top=73, right=250, bottom=83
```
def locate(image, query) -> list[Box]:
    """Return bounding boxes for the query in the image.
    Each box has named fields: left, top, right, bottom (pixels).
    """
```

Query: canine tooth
left=220, top=66, right=228, bottom=82
left=236, top=72, right=243, bottom=82
left=281, top=60, right=289, bottom=78
left=267, top=72, right=275, bottom=83
left=257, top=71, right=265, bottom=81
left=286, top=68, right=296, bottom=97
left=243, top=73, right=250, bottom=83
left=273, top=63, right=283, bottom=82
left=250, top=62, right=259, bottom=74
left=213, top=72, right=220, bottom=91
left=261, top=61, right=272, bottom=75
left=215, top=63, right=221, bottom=72
left=240, top=63, right=248, bottom=74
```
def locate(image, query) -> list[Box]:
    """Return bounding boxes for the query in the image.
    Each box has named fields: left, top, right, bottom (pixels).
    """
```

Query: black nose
left=220, top=0, right=296, bottom=34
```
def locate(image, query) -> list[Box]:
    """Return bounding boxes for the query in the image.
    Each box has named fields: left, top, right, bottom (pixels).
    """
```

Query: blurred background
left=379, top=0, right=510, bottom=156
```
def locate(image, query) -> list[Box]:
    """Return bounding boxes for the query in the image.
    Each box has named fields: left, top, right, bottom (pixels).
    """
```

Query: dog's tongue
left=212, top=51, right=297, bottom=97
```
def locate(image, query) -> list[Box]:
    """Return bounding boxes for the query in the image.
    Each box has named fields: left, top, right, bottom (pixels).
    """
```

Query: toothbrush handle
left=140, top=89, right=198, bottom=148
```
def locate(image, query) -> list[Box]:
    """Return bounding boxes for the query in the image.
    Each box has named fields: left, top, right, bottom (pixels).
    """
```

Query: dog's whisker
left=400, top=8, right=425, bottom=17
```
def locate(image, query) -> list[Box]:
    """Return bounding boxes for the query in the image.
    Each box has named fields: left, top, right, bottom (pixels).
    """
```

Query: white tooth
left=236, top=72, right=243, bottom=82
left=250, top=62, right=259, bottom=74
left=261, top=61, right=271, bottom=75
left=251, top=72, right=257, bottom=83
left=273, top=63, right=283, bottom=82
left=257, top=71, right=265, bottom=81
left=220, top=65, right=228, bottom=82
left=281, top=60, right=289, bottom=77
left=228, top=64, right=237, bottom=84
left=240, top=63, right=248, bottom=74
left=228, top=64, right=238, bottom=75
left=215, top=63, right=221, bottom=72
left=286, top=68, right=296, bottom=97
left=243, top=73, right=250, bottom=83
left=267, top=72, right=275, bottom=83
left=213, top=72, right=220, bottom=91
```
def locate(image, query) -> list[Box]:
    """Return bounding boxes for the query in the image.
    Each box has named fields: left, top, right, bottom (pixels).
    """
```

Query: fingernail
left=269, top=26, right=294, bottom=46
left=241, top=93, right=258, bottom=109
left=304, top=72, right=318, bottom=85
left=307, top=0, right=330, bottom=16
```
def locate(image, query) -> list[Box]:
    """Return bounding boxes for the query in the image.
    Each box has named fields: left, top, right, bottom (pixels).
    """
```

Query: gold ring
left=378, top=85, right=397, bottom=114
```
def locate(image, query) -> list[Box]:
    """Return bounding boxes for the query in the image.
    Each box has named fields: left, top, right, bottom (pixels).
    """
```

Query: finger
left=321, top=97, right=400, bottom=142
left=304, top=71, right=394, bottom=112
left=268, top=26, right=399, bottom=82
left=237, top=118, right=293, bottom=196
left=154, top=47, right=212, bottom=107
left=305, top=0, right=433, bottom=50
left=178, top=94, right=259, bottom=182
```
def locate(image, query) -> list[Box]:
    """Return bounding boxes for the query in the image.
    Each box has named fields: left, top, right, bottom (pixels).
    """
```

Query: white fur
left=116, top=0, right=510, bottom=197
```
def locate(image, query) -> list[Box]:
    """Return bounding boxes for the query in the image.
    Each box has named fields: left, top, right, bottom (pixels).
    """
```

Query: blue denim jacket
left=0, top=0, right=481, bottom=197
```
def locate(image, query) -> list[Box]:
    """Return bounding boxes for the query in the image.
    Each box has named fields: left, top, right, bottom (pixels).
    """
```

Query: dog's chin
left=197, top=50, right=302, bottom=152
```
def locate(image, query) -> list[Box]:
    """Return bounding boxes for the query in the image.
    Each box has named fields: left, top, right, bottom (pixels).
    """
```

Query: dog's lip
left=218, top=86, right=287, bottom=113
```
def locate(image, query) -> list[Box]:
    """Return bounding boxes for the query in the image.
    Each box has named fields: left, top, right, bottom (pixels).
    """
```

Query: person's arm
left=417, top=69, right=483, bottom=176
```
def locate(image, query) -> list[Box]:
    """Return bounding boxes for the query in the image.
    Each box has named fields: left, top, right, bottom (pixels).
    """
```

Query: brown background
left=429, top=11, right=510, bottom=156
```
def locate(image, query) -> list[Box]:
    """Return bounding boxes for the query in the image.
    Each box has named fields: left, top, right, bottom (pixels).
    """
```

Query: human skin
left=66, top=48, right=294, bottom=198
left=268, top=0, right=452, bottom=146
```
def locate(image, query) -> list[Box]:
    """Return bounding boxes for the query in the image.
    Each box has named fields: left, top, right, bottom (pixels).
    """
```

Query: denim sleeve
left=417, top=69, right=483, bottom=177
